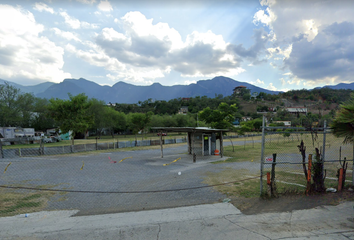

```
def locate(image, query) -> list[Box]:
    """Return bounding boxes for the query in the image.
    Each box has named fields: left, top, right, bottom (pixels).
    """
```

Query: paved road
left=1, top=201, right=354, bottom=239
left=0, top=143, right=258, bottom=215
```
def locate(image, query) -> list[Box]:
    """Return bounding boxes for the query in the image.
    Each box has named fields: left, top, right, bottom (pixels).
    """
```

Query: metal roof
left=151, top=127, right=229, bottom=133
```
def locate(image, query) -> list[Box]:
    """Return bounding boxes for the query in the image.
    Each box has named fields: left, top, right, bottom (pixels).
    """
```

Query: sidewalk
left=1, top=201, right=354, bottom=239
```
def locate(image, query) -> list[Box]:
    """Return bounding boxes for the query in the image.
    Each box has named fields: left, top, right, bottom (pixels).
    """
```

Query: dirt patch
left=231, top=189, right=354, bottom=215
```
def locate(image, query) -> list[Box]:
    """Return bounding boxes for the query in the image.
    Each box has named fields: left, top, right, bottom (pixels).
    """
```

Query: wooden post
left=96, top=137, right=98, bottom=151
left=338, top=168, right=344, bottom=191
left=267, top=172, right=271, bottom=197
left=307, top=154, right=312, bottom=194
left=271, top=153, right=277, bottom=197
left=160, top=131, right=163, bottom=158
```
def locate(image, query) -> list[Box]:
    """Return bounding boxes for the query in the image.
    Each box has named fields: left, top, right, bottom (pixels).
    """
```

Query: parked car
left=157, top=132, right=167, bottom=136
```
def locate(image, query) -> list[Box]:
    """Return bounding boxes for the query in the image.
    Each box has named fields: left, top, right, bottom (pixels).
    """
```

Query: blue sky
left=0, top=0, right=354, bottom=92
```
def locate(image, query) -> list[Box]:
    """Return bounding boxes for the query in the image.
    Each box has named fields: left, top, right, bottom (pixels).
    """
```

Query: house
left=241, top=116, right=252, bottom=121
left=272, top=121, right=291, bottom=127
left=233, top=86, right=247, bottom=95
left=286, top=107, right=307, bottom=117
left=178, top=106, right=188, bottom=115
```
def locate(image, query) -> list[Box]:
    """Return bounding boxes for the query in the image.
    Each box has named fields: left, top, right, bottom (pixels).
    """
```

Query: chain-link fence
left=260, top=122, right=354, bottom=195
left=1, top=135, right=249, bottom=217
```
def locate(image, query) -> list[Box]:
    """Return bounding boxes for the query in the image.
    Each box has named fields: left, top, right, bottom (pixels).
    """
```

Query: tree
left=199, top=102, right=238, bottom=129
left=127, top=112, right=153, bottom=142
left=331, top=93, right=354, bottom=143
left=47, top=93, right=94, bottom=145
left=0, top=82, right=35, bottom=127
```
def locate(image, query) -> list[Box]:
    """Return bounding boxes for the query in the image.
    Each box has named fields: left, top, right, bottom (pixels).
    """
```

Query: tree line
left=1, top=82, right=352, bottom=142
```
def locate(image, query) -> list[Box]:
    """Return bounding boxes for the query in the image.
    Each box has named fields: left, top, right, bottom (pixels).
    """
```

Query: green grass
left=203, top=168, right=260, bottom=198
left=0, top=190, right=52, bottom=217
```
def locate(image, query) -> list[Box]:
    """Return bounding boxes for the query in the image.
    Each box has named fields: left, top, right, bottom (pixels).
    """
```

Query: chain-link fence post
left=322, top=121, right=327, bottom=177
left=0, top=140, right=3, bottom=158
left=260, top=115, right=265, bottom=195
left=352, top=143, right=354, bottom=185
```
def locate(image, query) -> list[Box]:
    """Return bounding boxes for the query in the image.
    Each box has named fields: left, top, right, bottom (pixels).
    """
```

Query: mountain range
left=1, top=77, right=353, bottom=104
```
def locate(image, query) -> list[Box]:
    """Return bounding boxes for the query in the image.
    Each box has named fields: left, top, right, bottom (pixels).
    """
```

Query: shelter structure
left=151, top=127, right=228, bottom=161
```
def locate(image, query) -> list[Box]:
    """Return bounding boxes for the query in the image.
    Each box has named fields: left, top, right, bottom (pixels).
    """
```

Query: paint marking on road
left=163, top=158, right=181, bottom=166
left=119, top=157, right=132, bottom=163
left=3, top=162, right=11, bottom=173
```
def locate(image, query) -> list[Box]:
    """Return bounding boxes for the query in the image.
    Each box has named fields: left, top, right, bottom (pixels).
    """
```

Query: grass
left=203, top=168, right=260, bottom=198
left=0, top=189, right=54, bottom=217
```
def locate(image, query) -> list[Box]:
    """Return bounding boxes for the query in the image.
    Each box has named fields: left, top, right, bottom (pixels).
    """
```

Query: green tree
left=31, top=98, right=56, bottom=131
left=0, top=82, right=35, bottom=127
left=331, top=93, right=354, bottom=143
left=127, top=112, right=153, bottom=142
left=47, top=93, right=94, bottom=144
left=199, top=102, right=238, bottom=129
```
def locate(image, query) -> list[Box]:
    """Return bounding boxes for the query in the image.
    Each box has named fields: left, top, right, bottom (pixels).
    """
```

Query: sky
left=0, top=0, right=354, bottom=92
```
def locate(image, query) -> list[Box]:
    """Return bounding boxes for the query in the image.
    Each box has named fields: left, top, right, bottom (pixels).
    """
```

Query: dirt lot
left=233, top=188, right=354, bottom=215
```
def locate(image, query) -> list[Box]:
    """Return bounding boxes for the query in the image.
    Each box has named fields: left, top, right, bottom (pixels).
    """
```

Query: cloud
left=267, top=83, right=277, bottom=91
left=98, top=0, right=113, bottom=12
left=90, top=11, right=243, bottom=82
left=285, top=21, right=354, bottom=84
left=33, top=2, right=54, bottom=14
left=52, top=28, right=81, bottom=42
left=256, top=0, right=354, bottom=86
left=227, top=28, right=270, bottom=65
left=76, top=0, right=96, bottom=4
left=0, top=4, right=70, bottom=84
left=59, top=11, right=98, bottom=29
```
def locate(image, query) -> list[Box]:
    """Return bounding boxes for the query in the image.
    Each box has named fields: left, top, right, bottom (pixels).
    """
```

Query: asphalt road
left=0, top=143, right=259, bottom=216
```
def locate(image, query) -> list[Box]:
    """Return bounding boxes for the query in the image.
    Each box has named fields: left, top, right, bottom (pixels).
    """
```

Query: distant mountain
left=5, top=76, right=353, bottom=104
left=0, top=79, right=54, bottom=95
left=314, top=82, right=354, bottom=90
left=36, top=76, right=281, bottom=103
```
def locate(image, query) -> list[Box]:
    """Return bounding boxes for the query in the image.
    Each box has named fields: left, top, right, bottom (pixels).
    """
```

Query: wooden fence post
left=271, top=153, right=277, bottom=197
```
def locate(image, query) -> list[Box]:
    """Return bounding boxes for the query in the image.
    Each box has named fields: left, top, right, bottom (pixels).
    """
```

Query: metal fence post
left=322, top=121, right=327, bottom=177
left=260, top=115, right=266, bottom=195
left=0, top=140, right=3, bottom=158
left=352, top=143, right=354, bottom=185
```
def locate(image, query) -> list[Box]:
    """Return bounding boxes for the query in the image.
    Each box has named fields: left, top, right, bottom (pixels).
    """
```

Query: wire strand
left=0, top=176, right=259, bottom=194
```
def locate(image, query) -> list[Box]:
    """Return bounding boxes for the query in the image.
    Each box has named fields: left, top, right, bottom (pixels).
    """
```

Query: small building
left=286, top=107, right=308, bottom=117
left=272, top=121, right=291, bottom=127
left=178, top=106, right=188, bottom=115
left=233, top=86, right=247, bottom=95
left=151, top=127, right=228, bottom=159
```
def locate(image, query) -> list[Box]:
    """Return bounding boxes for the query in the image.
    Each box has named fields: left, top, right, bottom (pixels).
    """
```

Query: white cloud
left=98, top=0, right=113, bottom=12
left=91, top=11, right=243, bottom=82
left=33, top=2, right=54, bottom=14
left=253, top=8, right=276, bottom=27
left=267, top=83, right=277, bottom=91
left=59, top=11, right=98, bottom=29
left=256, top=79, right=264, bottom=85
left=52, top=28, right=81, bottom=42
left=0, top=4, right=70, bottom=84
left=76, top=0, right=96, bottom=4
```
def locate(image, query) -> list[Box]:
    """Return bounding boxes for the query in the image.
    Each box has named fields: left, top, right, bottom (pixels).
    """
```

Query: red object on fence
left=338, top=168, right=343, bottom=191
left=267, top=172, right=271, bottom=185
